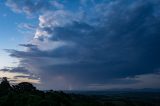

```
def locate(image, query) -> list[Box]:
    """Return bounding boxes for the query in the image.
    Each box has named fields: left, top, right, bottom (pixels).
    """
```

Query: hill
left=0, top=77, right=160, bottom=106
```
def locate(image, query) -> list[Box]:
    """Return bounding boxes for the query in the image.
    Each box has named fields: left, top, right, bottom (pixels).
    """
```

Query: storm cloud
left=4, top=0, right=160, bottom=90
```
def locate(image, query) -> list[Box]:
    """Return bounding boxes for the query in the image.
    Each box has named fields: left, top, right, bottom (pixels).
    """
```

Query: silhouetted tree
left=0, top=77, right=12, bottom=95
left=13, top=82, right=36, bottom=92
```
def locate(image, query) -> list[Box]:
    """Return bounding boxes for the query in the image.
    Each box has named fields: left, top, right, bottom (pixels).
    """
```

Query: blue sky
left=0, top=0, right=160, bottom=90
left=0, top=2, right=21, bottom=68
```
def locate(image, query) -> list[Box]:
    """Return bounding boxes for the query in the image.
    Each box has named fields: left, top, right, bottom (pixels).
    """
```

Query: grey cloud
left=19, top=44, right=37, bottom=47
left=1, top=67, right=30, bottom=74
left=0, top=67, right=40, bottom=84
left=5, top=0, right=160, bottom=89
left=14, top=75, right=39, bottom=80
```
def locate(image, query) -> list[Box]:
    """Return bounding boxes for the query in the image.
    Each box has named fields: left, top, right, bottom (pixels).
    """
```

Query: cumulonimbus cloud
left=4, top=0, right=160, bottom=90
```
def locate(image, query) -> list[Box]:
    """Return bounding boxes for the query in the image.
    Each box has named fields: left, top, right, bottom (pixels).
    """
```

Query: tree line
left=0, top=77, right=159, bottom=106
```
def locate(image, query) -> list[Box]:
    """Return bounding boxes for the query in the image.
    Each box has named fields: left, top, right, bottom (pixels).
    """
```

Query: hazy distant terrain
left=1, top=90, right=160, bottom=106
left=0, top=78, right=160, bottom=106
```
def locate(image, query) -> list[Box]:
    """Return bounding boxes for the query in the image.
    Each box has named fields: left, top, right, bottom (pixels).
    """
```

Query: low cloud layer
left=3, top=0, right=160, bottom=90
left=0, top=67, right=40, bottom=84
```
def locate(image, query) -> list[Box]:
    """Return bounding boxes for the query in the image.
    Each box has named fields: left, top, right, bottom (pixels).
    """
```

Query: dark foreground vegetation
left=0, top=77, right=160, bottom=106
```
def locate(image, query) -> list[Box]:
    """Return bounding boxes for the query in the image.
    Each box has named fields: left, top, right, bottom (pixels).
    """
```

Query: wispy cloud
left=0, top=67, right=40, bottom=84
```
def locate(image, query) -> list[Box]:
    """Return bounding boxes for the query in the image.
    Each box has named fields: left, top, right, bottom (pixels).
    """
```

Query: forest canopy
left=0, top=77, right=159, bottom=106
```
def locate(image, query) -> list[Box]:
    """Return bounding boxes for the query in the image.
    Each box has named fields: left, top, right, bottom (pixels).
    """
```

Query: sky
left=0, top=0, right=160, bottom=90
